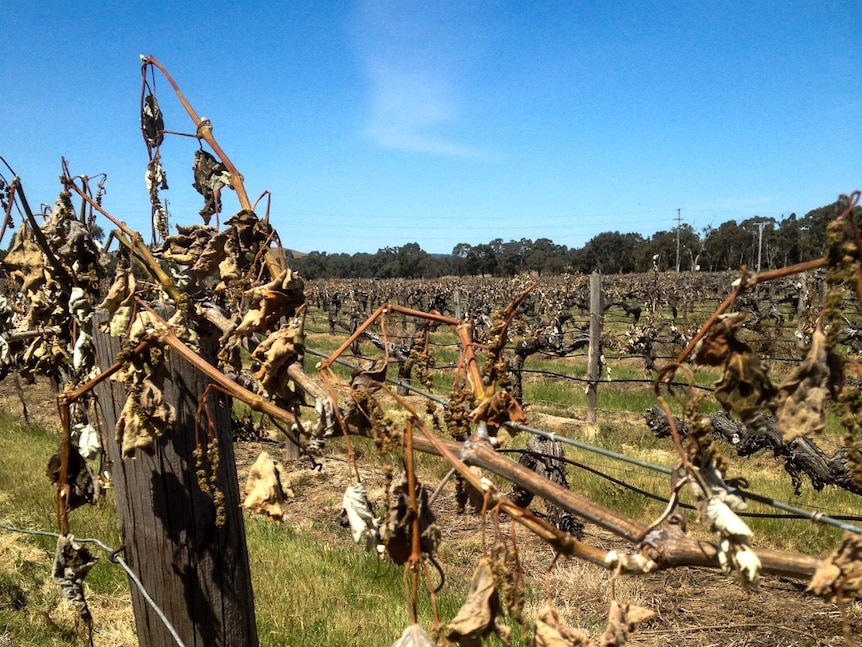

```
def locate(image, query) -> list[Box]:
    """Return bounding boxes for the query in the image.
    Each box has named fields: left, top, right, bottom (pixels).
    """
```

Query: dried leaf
left=392, top=624, right=435, bottom=647
left=241, top=451, right=288, bottom=521
left=535, top=605, right=592, bottom=646
left=469, top=390, right=525, bottom=434
left=3, top=226, right=46, bottom=294
left=714, top=348, right=777, bottom=428
left=98, top=263, right=134, bottom=312
left=52, top=534, right=98, bottom=625
left=598, top=600, right=654, bottom=647
left=350, top=359, right=388, bottom=392
left=381, top=473, right=440, bottom=565
left=775, top=330, right=831, bottom=441
left=703, top=496, right=752, bottom=540
left=446, top=557, right=510, bottom=646
left=141, top=93, right=164, bottom=148
left=341, top=483, right=381, bottom=550
left=252, top=325, right=299, bottom=397
left=192, top=149, right=232, bottom=222
left=693, top=312, right=748, bottom=366
left=46, top=447, right=100, bottom=510
left=75, top=423, right=101, bottom=460
left=235, top=269, right=305, bottom=336
left=166, top=309, right=200, bottom=352
left=807, top=532, right=862, bottom=602
left=115, top=377, right=176, bottom=458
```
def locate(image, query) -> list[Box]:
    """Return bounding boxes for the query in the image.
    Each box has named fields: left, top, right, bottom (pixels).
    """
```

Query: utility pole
left=675, top=208, right=681, bottom=272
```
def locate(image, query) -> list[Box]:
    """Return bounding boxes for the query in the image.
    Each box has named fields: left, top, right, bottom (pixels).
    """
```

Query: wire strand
left=0, top=523, right=187, bottom=647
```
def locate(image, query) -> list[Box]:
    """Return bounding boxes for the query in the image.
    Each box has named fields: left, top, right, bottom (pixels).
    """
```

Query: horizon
left=2, top=1, right=858, bottom=256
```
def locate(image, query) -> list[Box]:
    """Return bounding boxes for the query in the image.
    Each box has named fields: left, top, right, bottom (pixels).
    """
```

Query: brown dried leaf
left=807, top=532, right=862, bottom=602
left=235, top=269, right=305, bottom=336
left=598, top=601, right=654, bottom=647
left=252, top=326, right=299, bottom=396
left=52, top=534, right=98, bottom=625
left=382, top=473, right=440, bottom=565
left=46, top=447, right=100, bottom=510
left=392, top=624, right=435, bottom=647
left=97, top=264, right=136, bottom=335
left=3, top=226, right=46, bottom=294
left=115, top=396, right=148, bottom=458
left=714, top=349, right=777, bottom=428
left=535, top=605, right=592, bottom=647
left=241, top=451, right=288, bottom=521
left=775, top=330, right=831, bottom=441
left=217, top=235, right=241, bottom=288
left=115, top=377, right=176, bottom=458
left=469, top=390, right=525, bottom=434
left=446, top=557, right=510, bottom=646
left=693, top=312, right=748, bottom=366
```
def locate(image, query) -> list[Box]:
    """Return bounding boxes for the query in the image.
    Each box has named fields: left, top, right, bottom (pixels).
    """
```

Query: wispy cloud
left=352, top=0, right=489, bottom=158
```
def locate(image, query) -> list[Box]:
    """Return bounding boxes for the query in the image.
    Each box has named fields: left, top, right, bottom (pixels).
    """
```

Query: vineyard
left=0, top=56, right=861, bottom=647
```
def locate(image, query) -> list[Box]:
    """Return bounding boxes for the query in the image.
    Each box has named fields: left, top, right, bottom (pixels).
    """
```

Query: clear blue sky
left=2, top=1, right=859, bottom=255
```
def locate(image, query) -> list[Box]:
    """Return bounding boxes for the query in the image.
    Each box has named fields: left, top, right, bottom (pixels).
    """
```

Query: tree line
left=291, top=202, right=860, bottom=279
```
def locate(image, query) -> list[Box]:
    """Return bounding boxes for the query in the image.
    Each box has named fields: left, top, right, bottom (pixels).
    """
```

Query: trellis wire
left=304, top=346, right=862, bottom=535
left=499, top=449, right=862, bottom=523
left=0, top=523, right=187, bottom=647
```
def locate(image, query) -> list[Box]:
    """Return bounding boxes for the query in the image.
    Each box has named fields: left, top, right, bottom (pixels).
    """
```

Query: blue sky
left=2, top=1, right=859, bottom=255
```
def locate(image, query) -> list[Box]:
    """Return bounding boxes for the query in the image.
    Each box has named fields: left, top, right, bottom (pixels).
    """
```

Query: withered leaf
left=115, top=377, right=176, bottom=458
left=446, top=557, right=510, bottom=646
left=46, top=447, right=99, bottom=510
left=535, top=605, right=592, bottom=647
left=807, top=531, right=862, bottom=602
left=775, top=330, right=831, bottom=441
left=192, top=149, right=231, bottom=222
left=241, top=451, right=288, bottom=521
left=52, top=534, right=98, bottom=624
left=693, top=312, right=748, bottom=366
left=382, top=473, right=441, bottom=565
left=252, top=325, right=299, bottom=397
left=3, top=226, right=46, bottom=294
left=598, top=601, right=654, bottom=647
left=341, top=483, right=380, bottom=550
left=714, top=349, right=777, bottom=427
left=350, top=359, right=388, bottom=392
left=392, top=624, right=435, bottom=647
left=141, top=93, right=164, bottom=148
left=235, top=269, right=305, bottom=337
left=97, top=264, right=136, bottom=335
left=469, top=390, right=525, bottom=433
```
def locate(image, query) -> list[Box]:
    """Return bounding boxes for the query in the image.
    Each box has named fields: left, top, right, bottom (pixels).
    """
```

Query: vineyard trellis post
left=92, top=326, right=259, bottom=647
left=586, top=271, right=603, bottom=423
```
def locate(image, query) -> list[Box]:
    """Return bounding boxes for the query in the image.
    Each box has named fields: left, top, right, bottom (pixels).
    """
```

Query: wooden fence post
left=586, top=272, right=603, bottom=424
left=93, top=327, right=259, bottom=647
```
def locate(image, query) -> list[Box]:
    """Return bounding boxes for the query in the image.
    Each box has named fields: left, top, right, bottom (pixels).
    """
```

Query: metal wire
left=305, top=346, right=862, bottom=535
left=0, top=523, right=187, bottom=647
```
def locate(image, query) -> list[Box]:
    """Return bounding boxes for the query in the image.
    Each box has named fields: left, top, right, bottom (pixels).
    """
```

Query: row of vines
left=0, top=56, right=860, bottom=646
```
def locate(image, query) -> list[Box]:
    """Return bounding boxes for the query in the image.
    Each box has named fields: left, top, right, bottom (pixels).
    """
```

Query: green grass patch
left=245, top=516, right=525, bottom=646
left=0, top=409, right=129, bottom=646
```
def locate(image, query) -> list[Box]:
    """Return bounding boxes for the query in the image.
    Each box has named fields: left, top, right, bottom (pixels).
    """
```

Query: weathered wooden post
left=93, top=327, right=258, bottom=647
left=586, top=272, right=603, bottom=424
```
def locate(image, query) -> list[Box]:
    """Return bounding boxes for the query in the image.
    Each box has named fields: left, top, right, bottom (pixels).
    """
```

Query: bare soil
left=233, top=432, right=861, bottom=647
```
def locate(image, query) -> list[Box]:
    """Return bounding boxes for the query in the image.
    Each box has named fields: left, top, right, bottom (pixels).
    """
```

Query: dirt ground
left=235, top=437, right=862, bottom=647
left=5, top=377, right=861, bottom=646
